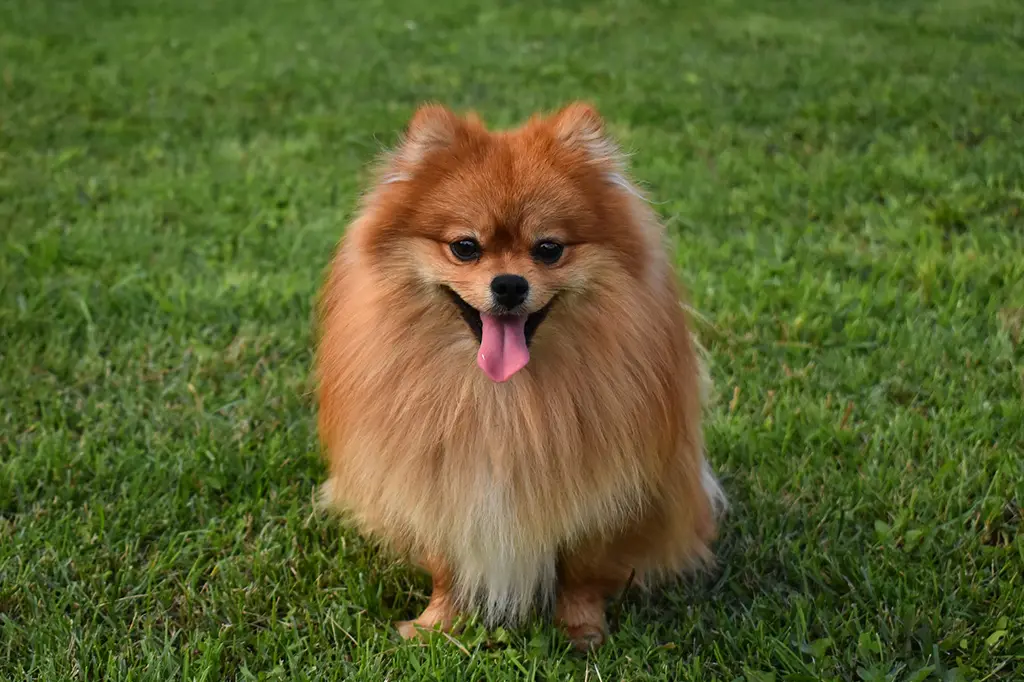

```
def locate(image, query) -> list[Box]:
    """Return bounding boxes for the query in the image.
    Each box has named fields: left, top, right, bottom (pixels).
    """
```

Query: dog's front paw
left=563, top=623, right=606, bottom=651
left=395, top=620, right=424, bottom=640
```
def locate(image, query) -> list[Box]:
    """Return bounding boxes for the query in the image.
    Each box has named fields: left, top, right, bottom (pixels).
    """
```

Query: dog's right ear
left=400, top=105, right=461, bottom=164
left=387, top=104, right=484, bottom=178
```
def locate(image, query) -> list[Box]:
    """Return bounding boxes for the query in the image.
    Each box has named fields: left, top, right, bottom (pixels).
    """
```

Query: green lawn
left=2, top=0, right=1023, bottom=679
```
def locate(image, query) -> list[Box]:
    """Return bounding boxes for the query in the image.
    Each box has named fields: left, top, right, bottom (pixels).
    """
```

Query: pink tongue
left=477, top=313, right=530, bottom=382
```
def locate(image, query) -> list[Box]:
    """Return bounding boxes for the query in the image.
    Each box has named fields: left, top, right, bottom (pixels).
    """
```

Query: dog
left=315, top=102, right=725, bottom=649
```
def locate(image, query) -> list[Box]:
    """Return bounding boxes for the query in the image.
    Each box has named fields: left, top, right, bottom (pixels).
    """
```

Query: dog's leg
left=555, top=549, right=632, bottom=651
left=396, top=557, right=460, bottom=639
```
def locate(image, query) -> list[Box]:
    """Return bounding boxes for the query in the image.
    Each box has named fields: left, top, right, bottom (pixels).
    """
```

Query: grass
left=2, top=0, right=1023, bottom=679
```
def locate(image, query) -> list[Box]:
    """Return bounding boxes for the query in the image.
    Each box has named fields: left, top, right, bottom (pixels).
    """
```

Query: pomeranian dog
left=315, top=102, right=726, bottom=650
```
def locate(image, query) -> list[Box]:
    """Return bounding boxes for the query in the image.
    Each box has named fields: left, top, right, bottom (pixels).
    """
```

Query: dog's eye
left=450, top=238, right=481, bottom=262
left=531, top=240, right=564, bottom=265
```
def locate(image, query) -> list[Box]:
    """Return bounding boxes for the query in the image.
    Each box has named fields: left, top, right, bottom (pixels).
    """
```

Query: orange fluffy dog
left=315, top=102, right=726, bottom=650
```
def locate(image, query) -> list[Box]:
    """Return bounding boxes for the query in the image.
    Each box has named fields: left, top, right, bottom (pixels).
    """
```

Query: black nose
left=490, top=274, right=529, bottom=309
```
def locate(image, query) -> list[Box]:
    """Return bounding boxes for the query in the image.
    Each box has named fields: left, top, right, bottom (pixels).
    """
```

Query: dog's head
left=356, top=103, right=657, bottom=382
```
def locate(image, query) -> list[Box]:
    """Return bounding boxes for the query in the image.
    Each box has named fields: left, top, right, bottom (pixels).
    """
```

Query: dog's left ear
left=551, top=102, right=623, bottom=168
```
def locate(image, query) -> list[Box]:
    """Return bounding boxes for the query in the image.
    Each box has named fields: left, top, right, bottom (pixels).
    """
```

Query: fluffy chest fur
left=454, top=465, right=558, bottom=623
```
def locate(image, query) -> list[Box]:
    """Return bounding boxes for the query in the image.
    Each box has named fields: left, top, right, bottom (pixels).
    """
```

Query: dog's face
left=361, top=103, right=651, bottom=382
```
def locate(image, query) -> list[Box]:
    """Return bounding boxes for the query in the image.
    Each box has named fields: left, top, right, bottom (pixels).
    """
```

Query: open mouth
left=443, top=287, right=553, bottom=346
left=443, top=287, right=554, bottom=382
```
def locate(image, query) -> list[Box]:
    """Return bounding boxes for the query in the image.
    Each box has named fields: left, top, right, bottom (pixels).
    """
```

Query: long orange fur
left=315, top=102, right=726, bottom=648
